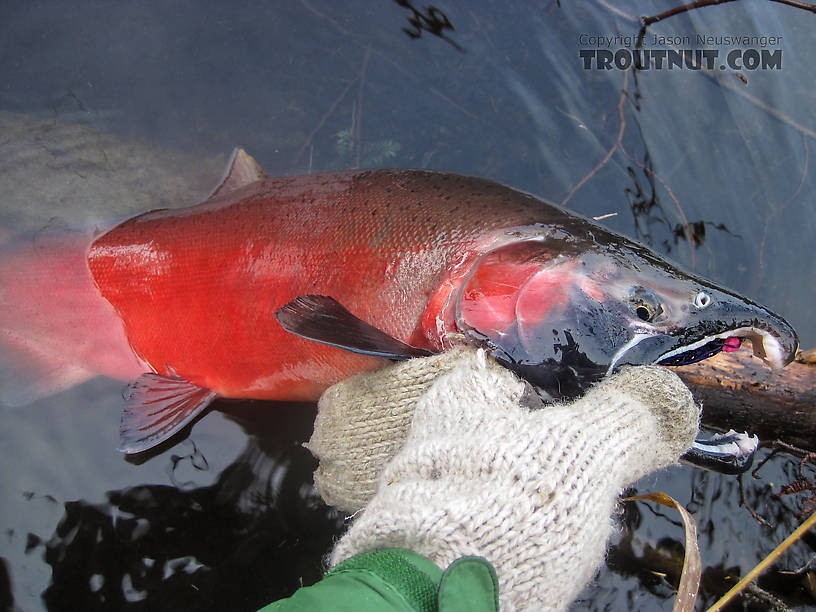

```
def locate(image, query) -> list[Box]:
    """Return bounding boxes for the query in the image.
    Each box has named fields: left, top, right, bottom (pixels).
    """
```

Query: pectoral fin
left=119, top=374, right=218, bottom=454
left=275, top=295, right=434, bottom=360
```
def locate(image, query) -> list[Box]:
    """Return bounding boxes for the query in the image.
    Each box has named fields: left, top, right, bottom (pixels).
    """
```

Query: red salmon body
left=88, top=168, right=548, bottom=401
left=3, top=150, right=797, bottom=455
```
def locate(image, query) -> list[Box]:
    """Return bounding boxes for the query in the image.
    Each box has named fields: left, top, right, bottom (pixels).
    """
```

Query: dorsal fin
left=208, top=148, right=268, bottom=198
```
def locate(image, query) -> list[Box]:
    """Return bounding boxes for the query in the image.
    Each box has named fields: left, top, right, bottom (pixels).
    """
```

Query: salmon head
left=449, top=225, right=799, bottom=400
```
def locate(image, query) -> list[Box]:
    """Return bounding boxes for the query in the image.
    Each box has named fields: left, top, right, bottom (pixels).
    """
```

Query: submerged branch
left=642, top=0, right=816, bottom=26
left=677, top=351, right=816, bottom=451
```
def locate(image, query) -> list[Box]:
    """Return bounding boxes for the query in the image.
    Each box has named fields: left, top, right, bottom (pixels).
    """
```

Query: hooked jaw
left=656, top=325, right=793, bottom=370
left=610, top=300, right=799, bottom=373
left=607, top=303, right=797, bottom=476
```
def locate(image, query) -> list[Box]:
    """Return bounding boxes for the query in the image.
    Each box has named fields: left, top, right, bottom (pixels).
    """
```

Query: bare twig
left=642, top=0, right=738, bottom=25
left=594, top=0, right=816, bottom=142
left=707, top=508, right=816, bottom=611
left=294, top=77, right=357, bottom=165
left=560, top=70, right=629, bottom=207
left=738, top=473, right=774, bottom=527
left=618, top=139, right=697, bottom=268
left=354, top=46, right=372, bottom=169
left=779, top=553, right=816, bottom=576
left=594, top=0, right=638, bottom=21
left=428, top=86, right=479, bottom=120
left=561, top=68, right=696, bottom=267
left=742, top=582, right=795, bottom=612
left=642, top=0, right=816, bottom=25
left=594, top=0, right=816, bottom=273
left=752, top=448, right=780, bottom=477
left=753, top=440, right=816, bottom=478
left=767, top=0, right=816, bottom=11
left=756, top=133, right=808, bottom=280
left=299, top=0, right=351, bottom=36
left=299, top=0, right=479, bottom=121
left=799, top=451, right=816, bottom=479
left=709, top=72, right=816, bottom=141
left=593, top=212, right=619, bottom=220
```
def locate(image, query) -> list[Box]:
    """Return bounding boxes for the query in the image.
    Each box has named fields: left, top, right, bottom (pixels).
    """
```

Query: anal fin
left=119, top=374, right=218, bottom=454
left=275, top=295, right=435, bottom=360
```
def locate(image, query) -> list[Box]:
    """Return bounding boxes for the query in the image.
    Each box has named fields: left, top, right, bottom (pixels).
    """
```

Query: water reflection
left=38, top=402, right=344, bottom=612
left=0, top=560, right=12, bottom=612
left=25, top=410, right=816, bottom=611
left=585, top=449, right=816, bottom=609
left=394, top=0, right=464, bottom=52
left=624, top=158, right=738, bottom=256
left=2, top=0, right=815, bottom=609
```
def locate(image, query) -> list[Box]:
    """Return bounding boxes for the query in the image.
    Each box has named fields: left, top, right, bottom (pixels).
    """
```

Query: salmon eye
left=636, top=305, right=652, bottom=321
left=629, top=286, right=663, bottom=323
left=694, top=291, right=712, bottom=309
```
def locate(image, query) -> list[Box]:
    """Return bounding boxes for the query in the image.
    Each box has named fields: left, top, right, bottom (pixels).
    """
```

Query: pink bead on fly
left=723, top=337, right=742, bottom=352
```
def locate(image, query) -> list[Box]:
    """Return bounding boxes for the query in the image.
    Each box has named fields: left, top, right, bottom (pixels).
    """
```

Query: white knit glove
left=307, top=348, right=700, bottom=611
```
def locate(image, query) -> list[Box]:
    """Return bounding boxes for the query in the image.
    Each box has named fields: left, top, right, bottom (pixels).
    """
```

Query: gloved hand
left=307, top=347, right=700, bottom=611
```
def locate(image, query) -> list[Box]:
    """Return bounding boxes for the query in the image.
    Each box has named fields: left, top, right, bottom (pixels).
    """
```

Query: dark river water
left=1, top=1, right=815, bottom=610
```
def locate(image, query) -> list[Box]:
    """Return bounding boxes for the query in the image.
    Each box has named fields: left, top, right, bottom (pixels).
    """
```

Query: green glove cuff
left=260, top=549, right=498, bottom=612
left=328, top=548, right=442, bottom=611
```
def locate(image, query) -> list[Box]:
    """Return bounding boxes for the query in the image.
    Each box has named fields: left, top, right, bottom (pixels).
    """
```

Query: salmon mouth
left=656, top=326, right=790, bottom=369
left=657, top=337, right=733, bottom=366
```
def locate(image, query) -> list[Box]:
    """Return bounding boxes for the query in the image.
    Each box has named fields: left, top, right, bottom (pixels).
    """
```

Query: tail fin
left=0, top=228, right=143, bottom=406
